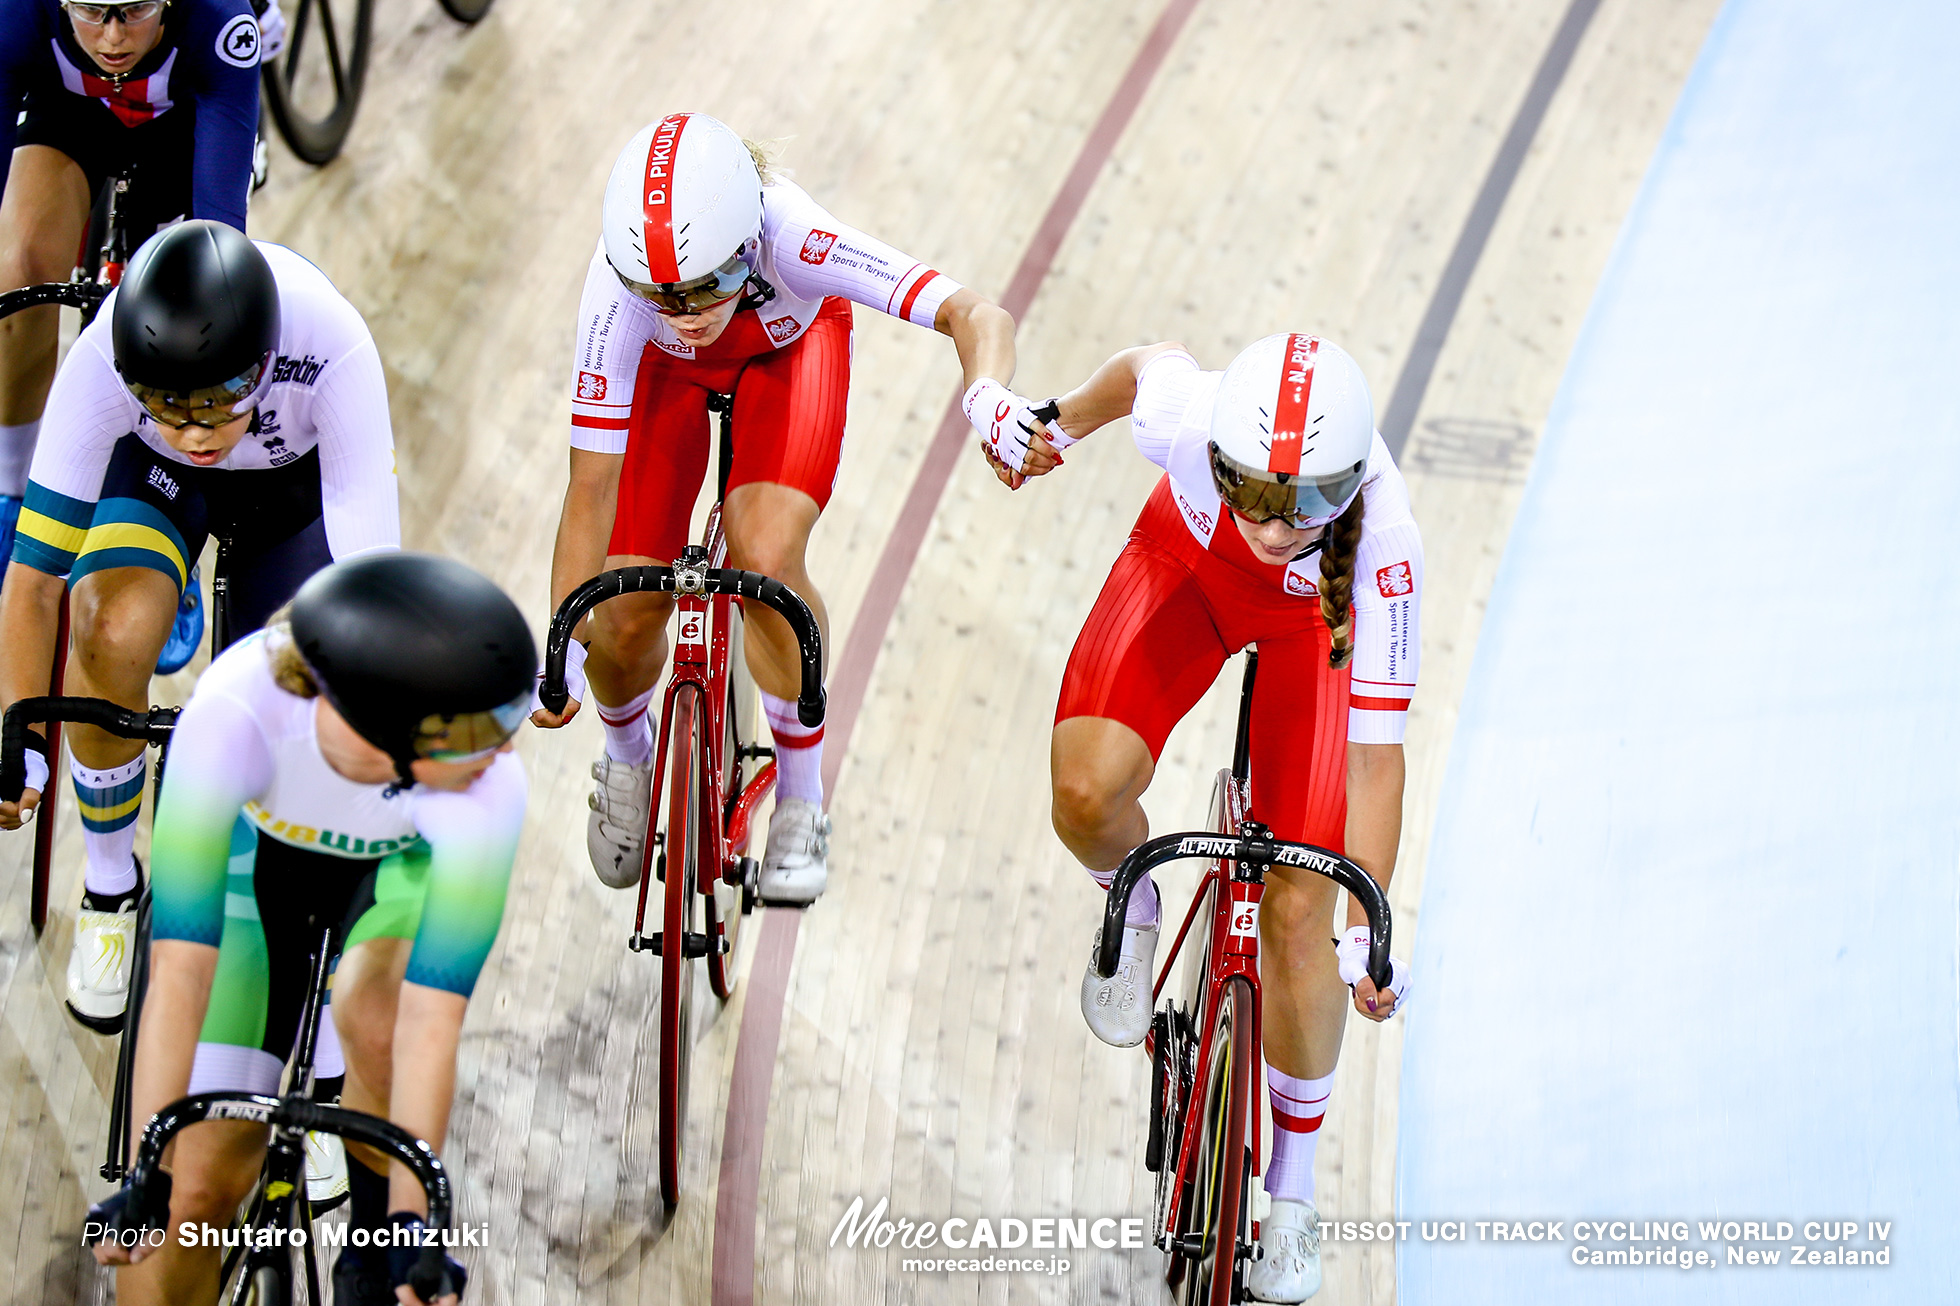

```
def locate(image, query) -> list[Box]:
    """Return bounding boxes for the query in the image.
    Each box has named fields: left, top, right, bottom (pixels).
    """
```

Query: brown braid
left=1318, top=486, right=1367, bottom=669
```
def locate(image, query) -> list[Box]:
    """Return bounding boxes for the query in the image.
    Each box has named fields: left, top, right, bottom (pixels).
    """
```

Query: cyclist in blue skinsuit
left=0, top=0, right=261, bottom=664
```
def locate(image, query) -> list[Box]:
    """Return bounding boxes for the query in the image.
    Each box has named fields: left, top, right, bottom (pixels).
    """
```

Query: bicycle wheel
left=260, top=0, right=374, bottom=165
left=1177, top=976, right=1254, bottom=1306
left=658, top=686, right=703, bottom=1208
left=707, top=609, right=757, bottom=999
left=436, top=0, right=494, bottom=23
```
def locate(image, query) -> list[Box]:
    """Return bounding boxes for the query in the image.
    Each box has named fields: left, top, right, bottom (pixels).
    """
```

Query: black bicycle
left=256, top=0, right=496, bottom=166
left=105, top=921, right=459, bottom=1305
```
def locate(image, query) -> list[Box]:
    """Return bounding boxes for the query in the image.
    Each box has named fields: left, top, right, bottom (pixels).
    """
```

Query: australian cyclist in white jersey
left=0, top=222, right=397, bottom=1033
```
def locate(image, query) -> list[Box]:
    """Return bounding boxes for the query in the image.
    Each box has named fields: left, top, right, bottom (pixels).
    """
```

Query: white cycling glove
left=962, top=379, right=1045, bottom=473
left=20, top=744, right=49, bottom=806
left=1336, top=924, right=1411, bottom=1015
left=531, top=637, right=588, bottom=719
left=257, top=0, right=287, bottom=60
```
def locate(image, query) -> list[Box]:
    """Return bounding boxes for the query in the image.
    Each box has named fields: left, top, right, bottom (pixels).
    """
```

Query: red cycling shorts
left=608, top=297, right=853, bottom=560
left=1057, top=478, right=1352, bottom=850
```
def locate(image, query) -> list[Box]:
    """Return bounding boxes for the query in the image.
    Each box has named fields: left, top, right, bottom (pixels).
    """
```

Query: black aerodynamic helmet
left=112, top=220, right=280, bottom=427
left=289, top=553, right=538, bottom=786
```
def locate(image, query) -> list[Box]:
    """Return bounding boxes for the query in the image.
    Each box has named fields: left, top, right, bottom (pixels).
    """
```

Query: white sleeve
left=1346, top=503, right=1422, bottom=744
left=26, top=318, right=137, bottom=503
left=761, top=183, right=961, bottom=328
left=567, top=244, right=653, bottom=455
left=1129, top=349, right=1202, bottom=472
left=309, top=336, right=401, bottom=558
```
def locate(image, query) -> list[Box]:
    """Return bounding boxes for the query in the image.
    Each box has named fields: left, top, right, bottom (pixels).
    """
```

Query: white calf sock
left=1265, top=1067, right=1335, bottom=1204
left=594, top=684, right=656, bottom=767
left=761, top=690, right=824, bottom=804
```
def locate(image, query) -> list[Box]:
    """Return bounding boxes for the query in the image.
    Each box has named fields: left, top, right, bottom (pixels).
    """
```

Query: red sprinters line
left=710, top=3, right=1203, bottom=1301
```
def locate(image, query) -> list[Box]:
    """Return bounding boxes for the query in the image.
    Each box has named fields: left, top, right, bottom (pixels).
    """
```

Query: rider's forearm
left=1342, top=741, right=1405, bottom=928
left=0, top=560, right=66, bottom=716
left=548, top=450, right=624, bottom=613
left=128, top=941, right=219, bottom=1170
left=1054, top=344, right=1186, bottom=440
left=938, top=289, right=1016, bottom=390
left=384, top=982, right=467, bottom=1216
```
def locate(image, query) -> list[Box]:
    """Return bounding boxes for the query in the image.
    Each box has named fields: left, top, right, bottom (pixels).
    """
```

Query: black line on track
left=1380, top=0, right=1606, bottom=460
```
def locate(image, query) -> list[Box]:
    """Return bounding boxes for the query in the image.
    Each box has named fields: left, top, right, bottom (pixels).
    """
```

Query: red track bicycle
left=1094, top=650, right=1394, bottom=1305
left=538, top=402, right=824, bottom=1209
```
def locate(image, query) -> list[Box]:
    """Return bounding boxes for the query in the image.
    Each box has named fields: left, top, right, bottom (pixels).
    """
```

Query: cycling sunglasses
left=412, top=691, right=532, bottom=763
left=1210, top=444, right=1365, bottom=529
left=124, top=351, right=274, bottom=430
left=65, top=1, right=167, bottom=27
left=612, top=252, right=752, bottom=316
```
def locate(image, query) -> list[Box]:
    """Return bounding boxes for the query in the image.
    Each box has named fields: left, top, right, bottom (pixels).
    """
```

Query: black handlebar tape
left=541, top=566, right=827, bottom=725
left=0, top=281, right=108, bottom=322
left=2, top=697, right=175, bottom=803
left=1090, top=831, right=1395, bottom=992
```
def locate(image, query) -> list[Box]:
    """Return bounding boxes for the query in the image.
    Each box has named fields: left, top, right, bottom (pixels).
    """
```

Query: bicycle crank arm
left=628, top=930, right=724, bottom=958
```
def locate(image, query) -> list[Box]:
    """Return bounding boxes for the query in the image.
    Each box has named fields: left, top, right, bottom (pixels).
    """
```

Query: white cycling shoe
left=305, top=1130, right=349, bottom=1212
left=67, top=892, right=139, bottom=1034
left=758, top=798, right=830, bottom=904
left=587, top=753, right=655, bottom=889
left=1249, top=1199, right=1323, bottom=1302
left=1080, top=918, right=1158, bottom=1048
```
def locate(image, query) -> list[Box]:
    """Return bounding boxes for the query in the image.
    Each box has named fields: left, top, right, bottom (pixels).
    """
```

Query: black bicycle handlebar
left=1094, top=829, right=1393, bottom=992
left=2, top=697, right=179, bottom=803
left=0, top=280, right=110, bottom=321
left=127, top=1093, right=454, bottom=1296
left=539, top=557, right=825, bottom=726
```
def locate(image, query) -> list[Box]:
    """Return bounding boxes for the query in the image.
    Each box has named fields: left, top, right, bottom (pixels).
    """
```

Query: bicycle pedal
left=1171, top=1232, right=1208, bottom=1259
left=631, top=931, right=720, bottom=958
left=723, top=856, right=758, bottom=888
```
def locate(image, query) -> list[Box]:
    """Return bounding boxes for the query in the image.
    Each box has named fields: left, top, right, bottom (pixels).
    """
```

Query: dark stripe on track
left=710, top=1, right=1203, bottom=1300
left=1379, top=0, right=1605, bottom=459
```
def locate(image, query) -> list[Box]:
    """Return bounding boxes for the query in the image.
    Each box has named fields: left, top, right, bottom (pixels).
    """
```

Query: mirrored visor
left=126, top=352, right=274, bottom=430
left=613, top=252, right=750, bottom=315
left=1209, top=444, right=1365, bottom=527
left=412, top=690, right=532, bottom=763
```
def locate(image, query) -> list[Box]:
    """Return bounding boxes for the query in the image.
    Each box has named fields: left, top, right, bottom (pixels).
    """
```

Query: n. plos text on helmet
left=1210, top=333, right=1374, bottom=481
left=603, top=113, right=763, bottom=287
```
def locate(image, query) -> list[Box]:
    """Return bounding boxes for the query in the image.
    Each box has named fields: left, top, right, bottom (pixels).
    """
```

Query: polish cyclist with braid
left=996, top=334, right=1420, bottom=1302
left=533, top=112, right=1020, bottom=902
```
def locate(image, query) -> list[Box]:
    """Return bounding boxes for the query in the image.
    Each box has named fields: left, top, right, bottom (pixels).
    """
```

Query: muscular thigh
left=1057, top=537, right=1230, bottom=760
left=727, top=298, right=851, bottom=509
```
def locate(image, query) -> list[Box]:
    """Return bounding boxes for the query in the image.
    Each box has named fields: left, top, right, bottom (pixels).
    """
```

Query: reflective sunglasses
left=412, top=691, right=532, bottom=763
left=124, top=352, right=273, bottom=430
left=612, top=252, right=751, bottom=316
left=65, top=1, right=167, bottom=28
left=1209, top=443, right=1365, bottom=528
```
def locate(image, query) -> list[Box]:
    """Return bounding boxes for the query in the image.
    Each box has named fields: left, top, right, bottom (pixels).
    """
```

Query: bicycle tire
left=707, top=610, right=756, bottom=999
left=259, top=0, right=374, bottom=165
left=659, top=686, right=702, bottom=1208
left=246, top=1259, right=289, bottom=1306
left=1177, top=975, right=1254, bottom=1306
left=435, top=0, right=494, bottom=23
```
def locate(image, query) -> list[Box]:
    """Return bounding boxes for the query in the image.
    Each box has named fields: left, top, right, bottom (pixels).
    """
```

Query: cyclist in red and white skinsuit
left=533, top=113, right=1021, bottom=903
left=1006, top=333, right=1418, bottom=1303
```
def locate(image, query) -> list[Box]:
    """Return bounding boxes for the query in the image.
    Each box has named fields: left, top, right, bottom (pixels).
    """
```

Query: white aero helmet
left=602, top=112, right=763, bottom=313
left=1207, top=333, right=1374, bottom=527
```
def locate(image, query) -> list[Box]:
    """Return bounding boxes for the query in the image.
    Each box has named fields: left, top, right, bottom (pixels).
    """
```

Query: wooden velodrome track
left=0, top=0, right=1722, bottom=1301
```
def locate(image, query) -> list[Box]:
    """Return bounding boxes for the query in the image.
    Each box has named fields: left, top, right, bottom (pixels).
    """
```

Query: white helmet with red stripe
left=1208, top=333, right=1374, bottom=527
left=602, top=113, right=762, bottom=310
